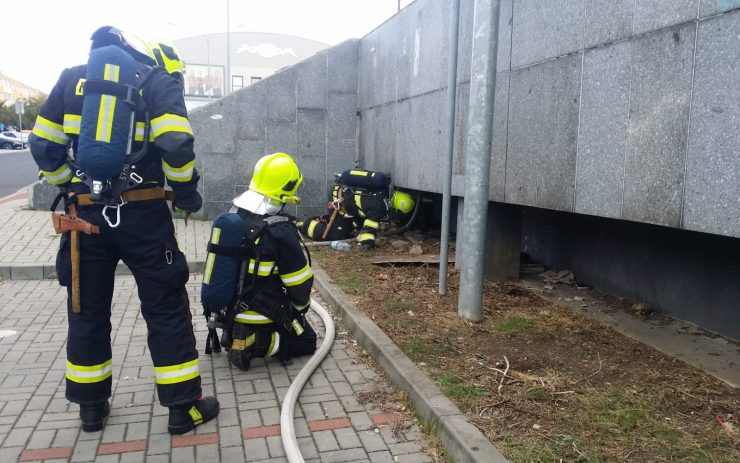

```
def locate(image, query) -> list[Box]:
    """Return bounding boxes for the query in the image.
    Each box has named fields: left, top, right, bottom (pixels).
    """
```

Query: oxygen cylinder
left=337, top=169, right=390, bottom=191
left=76, top=45, right=138, bottom=183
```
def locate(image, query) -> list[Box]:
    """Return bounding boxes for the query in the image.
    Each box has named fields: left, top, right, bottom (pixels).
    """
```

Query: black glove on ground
left=360, top=242, right=374, bottom=252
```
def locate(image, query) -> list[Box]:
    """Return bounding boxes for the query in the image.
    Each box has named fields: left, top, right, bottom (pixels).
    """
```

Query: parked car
left=0, top=132, right=28, bottom=149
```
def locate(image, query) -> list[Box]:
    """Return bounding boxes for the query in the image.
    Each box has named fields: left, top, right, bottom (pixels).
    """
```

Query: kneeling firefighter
left=29, top=27, right=218, bottom=434
left=298, top=169, right=416, bottom=251
left=201, top=153, right=317, bottom=370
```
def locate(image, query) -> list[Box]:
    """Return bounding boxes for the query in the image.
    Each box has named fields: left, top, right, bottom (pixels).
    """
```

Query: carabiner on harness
left=102, top=196, right=127, bottom=228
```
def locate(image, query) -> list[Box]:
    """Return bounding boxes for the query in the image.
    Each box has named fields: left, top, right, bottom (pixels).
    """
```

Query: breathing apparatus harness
left=71, top=44, right=158, bottom=228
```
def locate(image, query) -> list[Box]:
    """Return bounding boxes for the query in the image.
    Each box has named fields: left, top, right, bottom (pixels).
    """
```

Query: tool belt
left=74, top=187, right=175, bottom=206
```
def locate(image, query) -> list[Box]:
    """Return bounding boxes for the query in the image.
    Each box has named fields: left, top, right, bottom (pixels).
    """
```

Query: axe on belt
left=51, top=200, right=100, bottom=313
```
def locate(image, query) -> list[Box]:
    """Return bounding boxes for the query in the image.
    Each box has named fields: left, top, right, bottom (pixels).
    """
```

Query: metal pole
left=226, top=0, right=231, bottom=95
left=457, top=0, right=500, bottom=322
left=438, top=0, right=461, bottom=296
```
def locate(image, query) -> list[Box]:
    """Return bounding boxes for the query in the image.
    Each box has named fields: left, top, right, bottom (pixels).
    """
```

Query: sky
left=1, top=0, right=413, bottom=94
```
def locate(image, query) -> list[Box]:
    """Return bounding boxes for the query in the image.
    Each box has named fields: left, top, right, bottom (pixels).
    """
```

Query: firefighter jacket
left=332, top=184, right=387, bottom=245
left=30, top=64, right=198, bottom=194
left=233, top=209, right=314, bottom=330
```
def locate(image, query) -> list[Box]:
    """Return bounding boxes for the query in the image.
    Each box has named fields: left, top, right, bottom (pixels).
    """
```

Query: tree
left=0, top=95, right=47, bottom=131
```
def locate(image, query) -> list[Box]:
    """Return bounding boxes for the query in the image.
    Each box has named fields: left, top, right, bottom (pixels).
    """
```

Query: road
left=0, top=149, right=40, bottom=198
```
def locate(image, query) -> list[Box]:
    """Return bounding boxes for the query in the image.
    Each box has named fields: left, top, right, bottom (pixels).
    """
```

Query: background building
left=0, top=72, right=46, bottom=103
left=174, top=32, right=330, bottom=110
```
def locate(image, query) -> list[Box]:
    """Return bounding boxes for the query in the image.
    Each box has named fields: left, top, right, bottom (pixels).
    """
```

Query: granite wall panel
left=506, top=53, right=582, bottom=212
left=633, top=0, right=698, bottom=35
left=266, top=67, right=297, bottom=123
left=584, top=0, right=634, bottom=49
left=327, top=40, right=359, bottom=94
left=297, top=109, right=327, bottom=158
left=511, top=0, right=585, bottom=68
left=575, top=41, right=632, bottom=219
left=622, top=23, right=695, bottom=227
left=296, top=53, right=328, bottom=110
left=683, top=10, right=740, bottom=237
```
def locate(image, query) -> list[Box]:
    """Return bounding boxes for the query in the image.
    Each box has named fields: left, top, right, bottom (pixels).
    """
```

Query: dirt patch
left=311, top=236, right=740, bottom=462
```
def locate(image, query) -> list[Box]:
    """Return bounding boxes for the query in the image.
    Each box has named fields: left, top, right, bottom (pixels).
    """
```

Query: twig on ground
left=498, top=355, right=510, bottom=395
left=572, top=352, right=602, bottom=385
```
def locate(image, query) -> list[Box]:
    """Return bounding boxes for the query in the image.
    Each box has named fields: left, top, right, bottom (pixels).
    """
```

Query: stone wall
left=186, top=39, right=359, bottom=220
left=358, top=0, right=740, bottom=239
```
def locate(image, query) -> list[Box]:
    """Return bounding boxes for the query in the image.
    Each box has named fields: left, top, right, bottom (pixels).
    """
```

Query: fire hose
left=280, top=298, right=336, bottom=462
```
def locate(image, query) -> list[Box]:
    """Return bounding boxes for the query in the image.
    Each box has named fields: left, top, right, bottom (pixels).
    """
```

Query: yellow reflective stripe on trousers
left=291, top=319, right=305, bottom=336
left=63, top=114, right=81, bottom=135
left=354, top=193, right=363, bottom=210
left=280, top=263, right=313, bottom=287
left=247, top=260, right=276, bottom=276
left=234, top=310, right=273, bottom=324
left=349, top=169, right=369, bottom=176
left=267, top=332, right=280, bottom=357
left=96, top=63, right=119, bottom=142
left=41, top=163, right=73, bottom=185
left=33, top=115, right=68, bottom=145
left=153, top=359, right=200, bottom=385
left=162, top=159, right=195, bottom=182
left=150, top=113, right=193, bottom=138
left=307, top=220, right=319, bottom=238
left=66, top=359, right=113, bottom=384
left=358, top=233, right=375, bottom=242
left=203, top=227, right=221, bottom=284
left=364, top=219, right=379, bottom=229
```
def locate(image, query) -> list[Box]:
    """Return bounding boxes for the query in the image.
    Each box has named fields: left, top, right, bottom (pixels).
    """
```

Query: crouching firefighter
left=201, top=152, right=317, bottom=371
left=299, top=168, right=416, bottom=251
left=29, top=26, right=218, bottom=434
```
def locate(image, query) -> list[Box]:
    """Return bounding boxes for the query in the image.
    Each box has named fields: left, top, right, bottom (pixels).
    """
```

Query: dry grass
left=313, top=241, right=740, bottom=463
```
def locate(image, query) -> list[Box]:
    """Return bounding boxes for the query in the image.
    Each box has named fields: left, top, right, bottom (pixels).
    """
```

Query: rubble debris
left=539, top=269, right=575, bottom=285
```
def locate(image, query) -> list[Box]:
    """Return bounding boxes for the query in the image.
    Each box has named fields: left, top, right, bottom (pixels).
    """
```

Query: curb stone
left=312, top=264, right=509, bottom=463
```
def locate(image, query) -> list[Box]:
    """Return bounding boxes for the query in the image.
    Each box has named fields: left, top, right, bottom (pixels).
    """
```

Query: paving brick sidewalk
left=0, top=207, right=211, bottom=268
left=0, top=202, right=436, bottom=463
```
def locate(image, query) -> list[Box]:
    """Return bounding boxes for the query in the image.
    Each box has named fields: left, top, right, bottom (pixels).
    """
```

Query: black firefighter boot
left=80, top=401, right=110, bottom=432
left=168, top=396, right=220, bottom=435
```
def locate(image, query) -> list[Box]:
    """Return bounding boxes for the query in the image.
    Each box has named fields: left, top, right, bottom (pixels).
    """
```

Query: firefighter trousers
left=56, top=198, right=201, bottom=407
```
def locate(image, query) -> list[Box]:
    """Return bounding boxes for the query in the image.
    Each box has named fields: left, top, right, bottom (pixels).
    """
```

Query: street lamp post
left=226, top=0, right=231, bottom=95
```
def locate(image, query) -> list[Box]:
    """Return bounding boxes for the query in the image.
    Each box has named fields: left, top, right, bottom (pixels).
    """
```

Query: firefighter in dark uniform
left=209, top=152, right=316, bottom=370
left=299, top=169, right=416, bottom=251
left=29, top=27, right=218, bottom=434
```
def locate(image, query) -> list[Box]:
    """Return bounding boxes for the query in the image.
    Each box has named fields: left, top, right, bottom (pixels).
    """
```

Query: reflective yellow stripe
left=232, top=333, right=256, bottom=350
left=267, top=332, right=280, bottom=357
left=75, top=78, right=86, bottom=96
left=291, top=319, right=305, bottom=336
left=280, top=263, right=313, bottom=287
left=162, top=159, right=195, bottom=183
left=41, top=163, right=73, bottom=185
left=96, top=63, right=119, bottom=142
left=349, top=170, right=368, bottom=176
left=150, top=113, right=193, bottom=138
left=66, top=359, right=112, bottom=384
left=364, top=219, right=379, bottom=229
left=203, top=227, right=221, bottom=285
left=234, top=310, right=273, bottom=324
left=153, top=359, right=200, bottom=385
left=33, top=116, right=68, bottom=145
left=134, top=122, right=155, bottom=142
left=188, top=406, right=203, bottom=425
left=307, top=220, right=318, bottom=238
left=63, top=114, right=81, bottom=135
left=355, top=194, right=363, bottom=210
left=247, top=259, right=276, bottom=276
left=293, top=300, right=310, bottom=311
left=358, top=233, right=375, bottom=242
